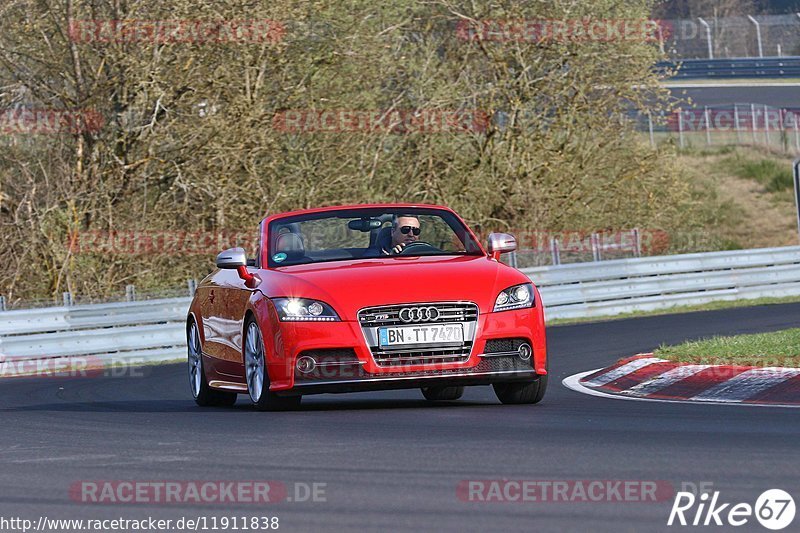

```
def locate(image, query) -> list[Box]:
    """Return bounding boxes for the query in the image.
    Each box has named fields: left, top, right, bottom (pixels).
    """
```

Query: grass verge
left=654, top=328, right=800, bottom=367
left=725, top=157, right=794, bottom=193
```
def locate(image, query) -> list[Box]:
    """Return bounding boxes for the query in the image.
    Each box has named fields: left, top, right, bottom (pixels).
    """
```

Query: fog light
left=296, top=356, right=316, bottom=373
left=517, top=343, right=532, bottom=361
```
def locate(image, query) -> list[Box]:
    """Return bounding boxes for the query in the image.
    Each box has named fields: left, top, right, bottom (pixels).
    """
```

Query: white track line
left=619, top=364, right=710, bottom=397
left=663, top=82, right=800, bottom=88
left=690, top=368, right=800, bottom=403
left=581, top=357, right=666, bottom=387
left=562, top=370, right=800, bottom=409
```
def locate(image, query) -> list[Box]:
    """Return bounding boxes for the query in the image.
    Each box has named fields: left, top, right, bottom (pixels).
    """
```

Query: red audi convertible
left=187, top=204, right=547, bottom=410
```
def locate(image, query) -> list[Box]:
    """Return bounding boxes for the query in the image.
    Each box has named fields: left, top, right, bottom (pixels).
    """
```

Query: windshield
left=267, top=208, right=483, bottom=267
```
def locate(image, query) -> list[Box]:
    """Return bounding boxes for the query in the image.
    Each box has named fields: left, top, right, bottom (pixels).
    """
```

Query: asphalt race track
left=2, top=303, right=800, bottom=532
left=666, top=84, right=800, bottom=108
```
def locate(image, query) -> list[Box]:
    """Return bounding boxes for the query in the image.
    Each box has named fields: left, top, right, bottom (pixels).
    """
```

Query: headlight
left=272, top=298, right=340, bottom=321
left=493, top=283, right=534, bottom=312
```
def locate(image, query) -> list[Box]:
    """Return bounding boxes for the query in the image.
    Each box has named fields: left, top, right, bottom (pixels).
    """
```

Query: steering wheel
left=397, top=241, right=440, bottom=255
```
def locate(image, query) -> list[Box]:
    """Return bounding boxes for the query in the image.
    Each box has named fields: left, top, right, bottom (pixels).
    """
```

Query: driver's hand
left=391, top=242, right=407, bottom=254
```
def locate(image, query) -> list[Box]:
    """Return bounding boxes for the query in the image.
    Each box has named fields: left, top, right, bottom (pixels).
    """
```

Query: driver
left=383, top=214, right=421, bottom=255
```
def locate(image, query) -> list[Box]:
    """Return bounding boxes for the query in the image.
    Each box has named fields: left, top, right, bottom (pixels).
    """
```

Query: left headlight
left=272, top=298, right=340, bottom=322
left=493, top=283, right=534, bottom=312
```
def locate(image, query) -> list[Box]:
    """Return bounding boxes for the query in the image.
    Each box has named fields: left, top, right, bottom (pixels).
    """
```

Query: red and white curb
left=563, top=355, right=800, bottom=408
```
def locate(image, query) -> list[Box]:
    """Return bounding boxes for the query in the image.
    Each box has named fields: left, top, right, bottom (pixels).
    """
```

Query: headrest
left=376, top=226, right=392, bottom=249
left=275, top=232, right=305, bottom=259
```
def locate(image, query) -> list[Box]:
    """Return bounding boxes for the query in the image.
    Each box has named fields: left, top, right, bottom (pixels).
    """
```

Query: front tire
left=421, top=385, right=464, bottom=401
left=244, top=319, right=301, bottom=411
left=493, top=375, right=547, bottom=405
left=188, top=320, right=237, bottom=407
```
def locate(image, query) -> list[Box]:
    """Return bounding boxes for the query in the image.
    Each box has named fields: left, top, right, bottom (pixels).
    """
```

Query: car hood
left=260, top=255, right=530, bottom=320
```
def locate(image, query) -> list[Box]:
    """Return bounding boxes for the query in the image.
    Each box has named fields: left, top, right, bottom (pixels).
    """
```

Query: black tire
left=493, top=375, right=547, bottom=405
left=244, top=318, right=302, bottom=412
left=421, top=385, right=464, bottom=401
left=188, top=320, right=237, bottom=407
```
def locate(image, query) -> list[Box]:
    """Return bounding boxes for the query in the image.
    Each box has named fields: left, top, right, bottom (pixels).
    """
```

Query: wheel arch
left=186, top=311, right=201, bottom=345
left=242, top=293, right=293, bottom=390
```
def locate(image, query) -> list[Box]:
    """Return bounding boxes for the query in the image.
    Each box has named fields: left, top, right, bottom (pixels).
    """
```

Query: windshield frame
left=263, top=206, right=485, bottom=269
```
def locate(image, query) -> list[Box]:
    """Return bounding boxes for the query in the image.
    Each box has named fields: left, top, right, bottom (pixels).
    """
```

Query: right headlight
left=493, top=283, right=534, bottom=312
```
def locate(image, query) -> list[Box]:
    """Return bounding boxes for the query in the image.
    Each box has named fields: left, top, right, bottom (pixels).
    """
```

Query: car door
left=202, top=233, right=262, bottom=377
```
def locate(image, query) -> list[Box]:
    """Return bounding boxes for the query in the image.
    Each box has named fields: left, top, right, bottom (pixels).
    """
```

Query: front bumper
left=265, top=306, right=546, bottom=393
left=284, top=356, right=538, bottom=396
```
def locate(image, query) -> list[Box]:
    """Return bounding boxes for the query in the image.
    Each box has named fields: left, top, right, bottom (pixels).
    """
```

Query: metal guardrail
left=0, top=298, right=191, bottom=367
left=657, top=56, right=800, bottom=79
left=526, top=245, right=800, bottom=320
left=1, top=246, right=799, bottom=366
left=0, top=297, right=190, bottom=336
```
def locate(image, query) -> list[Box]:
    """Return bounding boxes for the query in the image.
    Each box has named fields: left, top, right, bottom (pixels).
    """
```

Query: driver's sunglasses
left=399, top=226, right=421, bottom=236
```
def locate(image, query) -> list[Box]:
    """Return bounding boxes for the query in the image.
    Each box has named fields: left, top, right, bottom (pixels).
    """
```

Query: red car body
left=187, top=203, right=547, bottom=409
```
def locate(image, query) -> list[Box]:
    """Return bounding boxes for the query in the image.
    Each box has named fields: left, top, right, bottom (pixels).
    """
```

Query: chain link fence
left=502, top=229, right=649, bottom=269
left=0, top=280, right=198, bottom=311
left=664, top=14, right=800, bottom=59
left=636, top=104, right=800, bottom=153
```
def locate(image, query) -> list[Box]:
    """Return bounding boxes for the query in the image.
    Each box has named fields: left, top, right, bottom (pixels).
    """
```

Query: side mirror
left=216, top=247, right=259, bottom=287
left=487, top=233, right=517, bottom=261
left=215, top=247, right=247, bottom=269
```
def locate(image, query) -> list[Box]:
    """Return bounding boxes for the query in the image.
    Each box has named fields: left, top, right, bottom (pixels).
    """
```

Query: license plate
left=378, top=323, right=464, bottom=347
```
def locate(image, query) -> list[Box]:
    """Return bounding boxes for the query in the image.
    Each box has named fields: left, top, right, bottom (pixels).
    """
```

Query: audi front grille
left=358, top=302, right=479, bottom=327
left=357, top=302, right=478, bottom=367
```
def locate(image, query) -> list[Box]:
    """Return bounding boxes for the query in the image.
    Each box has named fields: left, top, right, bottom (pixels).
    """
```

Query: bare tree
left=0, top=0, right=708, bottom=302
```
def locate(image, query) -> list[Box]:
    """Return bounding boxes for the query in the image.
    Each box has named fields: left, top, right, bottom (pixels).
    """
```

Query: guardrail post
left=764, top=105, right=771, bottom=146
left=780, top=108, right=787, bottom=152
left=507, top=251, right=518, bottom=269
left=704, top=106, right=712, bottom=145
left=698, top=18, right=713, bottom=59
left=747, top=15, right=763, bottom=58
left=0, top=295, right=6, bottom=312
left=794, top=158, right=800, bottom=244
left=751, top=104, right=758, bottom=143
left=550, top=238, right=561, bottom=266
left=590, top=233, right=601, bottom=261
left=648, top=114, right=655, bottom=148
left=633, top=228, right=642, bottom=257
left=187, top=279, right=197, bottom=296
left=125, top=284, right=136, bottom=302
left=794, top=112, right=800, bottom=152
left=734, top=104, right=742, bottom=143
left=678, top=109, right=685, bottom=148
left=62, top=292, right=73, bottom=307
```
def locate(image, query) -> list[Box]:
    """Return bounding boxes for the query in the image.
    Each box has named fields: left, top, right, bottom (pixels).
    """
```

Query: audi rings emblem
left=398, top=306, right=440, bottom=323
